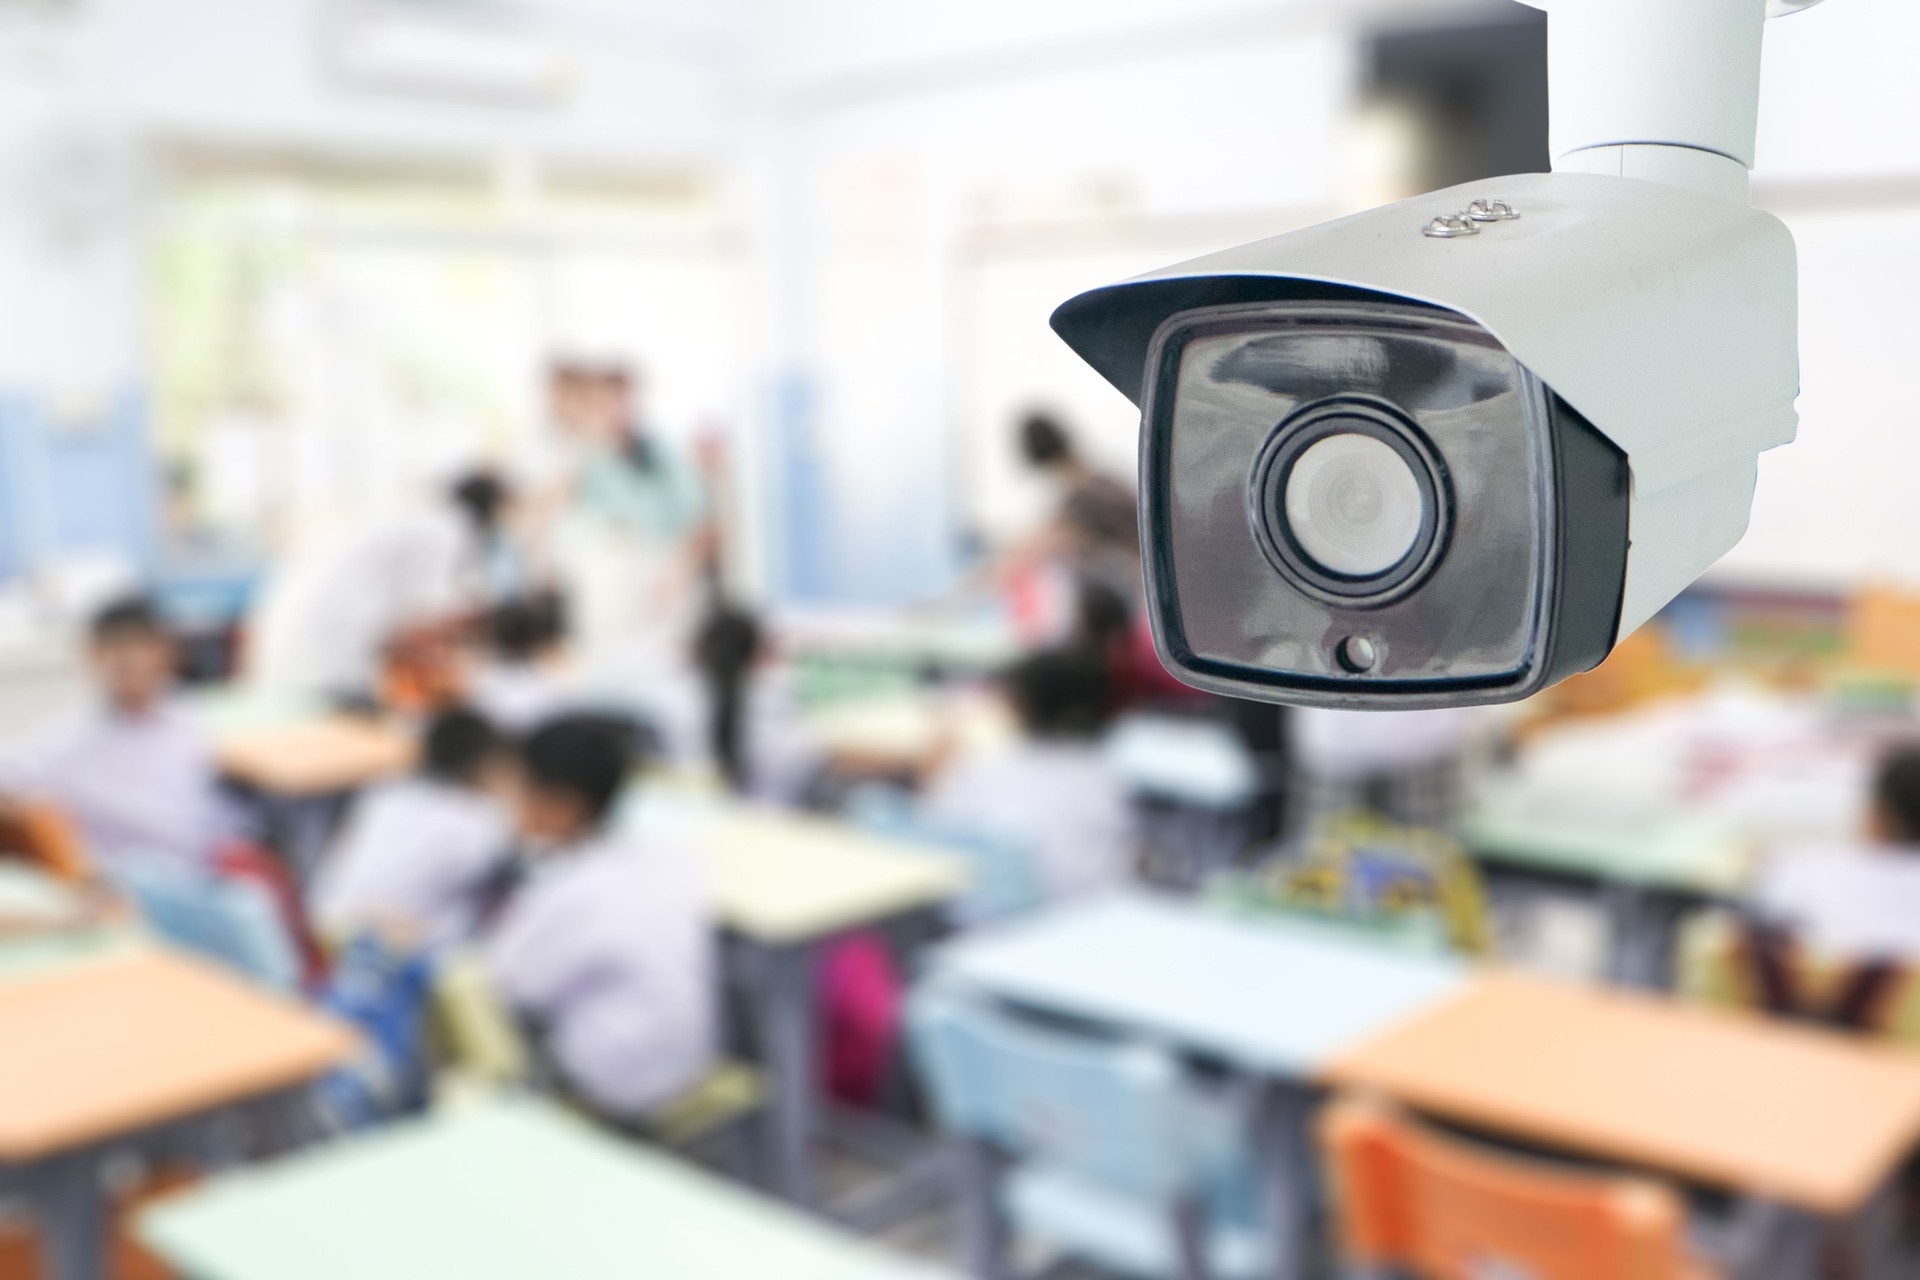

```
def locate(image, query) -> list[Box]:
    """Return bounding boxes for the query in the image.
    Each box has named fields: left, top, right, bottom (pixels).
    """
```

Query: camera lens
left=1283, top=434, right=1425, bottom=577
left=1247, top=394, right=1450, bottom=608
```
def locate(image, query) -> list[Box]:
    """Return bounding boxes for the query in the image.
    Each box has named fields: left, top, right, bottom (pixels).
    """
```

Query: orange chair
left=1848, top=586, right=1920, bottom=681
left=0, top=801, right=92, bottom=883
left=1321, top=1096, right=1719, bottom=1280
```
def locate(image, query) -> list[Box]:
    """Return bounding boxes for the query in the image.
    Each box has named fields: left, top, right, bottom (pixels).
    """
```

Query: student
left=468, top=596, right=572, bottom=734
left=311, top=707, right=513, bottom=946
left=1751, top=745, right=1920, bottom=963
left=484, top=716, right=716, bottom=1120
left=693, top=595, right=762, bottom=792
left=249, top=469, right=517, bottom=703
left=0, top=595, right=227, bottom=871
left=922, top=647, right=1137, bottom=902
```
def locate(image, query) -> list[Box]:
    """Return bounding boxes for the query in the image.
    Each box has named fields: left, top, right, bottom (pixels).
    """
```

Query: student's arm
left=484, top=879, right=594, bottom=1014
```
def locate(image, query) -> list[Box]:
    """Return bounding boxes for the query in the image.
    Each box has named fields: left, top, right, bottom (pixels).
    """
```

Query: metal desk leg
left=27, top=1153, right=107, bottom=1280
left=1258, top=1083, right=1317, bottom=1280
left=1604, top=885, right=1687, bottom=990
left=955, top=1136, right=1014, bottom=1280
left=750, top=938, right=821, bottom=1208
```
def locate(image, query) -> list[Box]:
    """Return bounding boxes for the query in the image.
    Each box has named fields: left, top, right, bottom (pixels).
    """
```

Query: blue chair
left=113, top=862, right=301, bottom=992
left=847, top=787, right=1044, bottom=925
left=908, top=983, right=1270, bottom=1280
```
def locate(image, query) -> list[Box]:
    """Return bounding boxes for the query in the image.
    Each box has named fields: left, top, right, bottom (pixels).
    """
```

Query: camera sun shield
left=1140, top=299, right=1630, bottom=707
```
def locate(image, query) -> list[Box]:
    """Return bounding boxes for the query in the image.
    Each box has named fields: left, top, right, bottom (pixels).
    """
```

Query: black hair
left=1004, top=647, right=1112, bottom=741
left=695, top=598, right=764, bottom=791
left=422, top=707, right=503, bottom=786
left=520, top=715, right=633, bottom=827
left=1018, top=411, right=1074, bottom=469
left=488, top=599, right=551, bottom=664
left=1874, top=745, right=1920, bottom=844
left=89, top=594, right=167, bottom=645
left=449, top=469, right=511, bottom=538
left=1074, top=577, right=1134, bottom=653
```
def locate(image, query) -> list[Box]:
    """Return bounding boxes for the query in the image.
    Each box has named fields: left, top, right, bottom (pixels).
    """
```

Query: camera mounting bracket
left=1512, top=0, right=1832, bottom=202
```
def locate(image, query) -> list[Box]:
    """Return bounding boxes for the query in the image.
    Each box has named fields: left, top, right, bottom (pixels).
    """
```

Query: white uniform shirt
left=1292, top=707, right=1481, bottom=780
left=1753, top=845, right=1920, bottom=960
left=312, top=778, right=512, bottom=943
left=485, top=829, right=717, bottom=1118
left=249, top=510, right=479, bottom=698
left=924, top=741, right=1137, bottom=900
left=468, top=662, right=572, bottom=736
left=0, top=699, right=227, bottom=871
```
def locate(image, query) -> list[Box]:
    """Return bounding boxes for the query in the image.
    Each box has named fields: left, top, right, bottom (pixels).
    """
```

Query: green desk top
left=1461, top=781, right=1752, bottom=896
left=138, top=1097, right=949, bottom=1280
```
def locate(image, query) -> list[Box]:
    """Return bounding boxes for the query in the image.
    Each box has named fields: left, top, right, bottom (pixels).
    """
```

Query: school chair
left=0, top=801, right=92, bottom=883
left=1847, top=585, right=1920, bottom=682
left=908, top=983, right=1270, bottom=1280
left=114, top=862, right=303, bottom=992
left=428, top=952, right=766, bottom=1172
left=1677, top=911, right=1920, bottom=1043
left=1320, top=1095, right=1720, bottom=1280
left=846, top=786, right=1044, bottom=924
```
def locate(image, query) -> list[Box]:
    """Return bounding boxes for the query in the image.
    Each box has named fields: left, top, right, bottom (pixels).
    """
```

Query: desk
left=212, top=717, right=414, bottom=799
left=926, top=892, right=1466, bottom=1279
left=1462, top=782, right=1750, bottom=986
left=138, top=1097, right=946, bottom=1280
left=1325, top=971, right=1920, bottom=1232
left=632, top=799, right=968, bottom=1209
left=0, top=866, right=140, bottom=982
left=805, top=692, right=1016, bottom=779
left=0, top=949, right=356, bottom=1280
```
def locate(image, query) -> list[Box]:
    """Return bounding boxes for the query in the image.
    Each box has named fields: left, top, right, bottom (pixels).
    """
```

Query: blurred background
left=5, top=2, right=1920, bottom=1279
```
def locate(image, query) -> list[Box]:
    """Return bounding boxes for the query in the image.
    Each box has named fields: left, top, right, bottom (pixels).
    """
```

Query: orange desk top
left=215, top=717, right=415, bottom=798
left=0, top=949, right=356, bottom=1162
left=1323, top=972, right=1920, bottom=1216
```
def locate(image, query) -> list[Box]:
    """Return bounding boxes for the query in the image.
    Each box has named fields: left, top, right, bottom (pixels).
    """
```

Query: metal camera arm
left=1514, top=0, right=1828, bottom=201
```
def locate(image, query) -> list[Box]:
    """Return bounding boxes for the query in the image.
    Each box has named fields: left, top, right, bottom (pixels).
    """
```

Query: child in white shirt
left=468, top=596, right=573, bottom=735
left=312, top=707, right=513, bottom=945
left=1753, top=745, right=1920, bottom=962
left=923, top=648, right=1137, bottom=903
left=484, top=715, right=717, bottom=1119
left=0, top=596, right=228, bottom=872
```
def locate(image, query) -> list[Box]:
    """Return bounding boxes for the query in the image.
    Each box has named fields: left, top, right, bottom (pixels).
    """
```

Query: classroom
left=2, top=1, right=1920, bottom=1278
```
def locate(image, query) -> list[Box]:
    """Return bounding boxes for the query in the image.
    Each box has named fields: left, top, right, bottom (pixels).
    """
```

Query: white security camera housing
left=1052, top=0, right=1811, bottom=708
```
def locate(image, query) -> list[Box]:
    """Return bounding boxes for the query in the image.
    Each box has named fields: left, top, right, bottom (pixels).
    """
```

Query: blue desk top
left=926, top=892, right=1468, bottom=1078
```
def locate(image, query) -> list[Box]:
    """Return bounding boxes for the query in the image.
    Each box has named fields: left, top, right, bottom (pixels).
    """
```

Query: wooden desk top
left=1323, top=971, right=1920, bottom=1215
left=929, top=893, right=1465, bottom=1077
left=139, top=1098, right=949, bottom=1280
left=0, top=950, right=356, bottom=1162
left=214, top=717, right=415, bottom=798
left=697, top=807, right=969, bottom=945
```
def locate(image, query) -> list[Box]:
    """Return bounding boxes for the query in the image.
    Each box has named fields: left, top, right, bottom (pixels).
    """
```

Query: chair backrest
left=115, top=863, right=301, bottom=992
left=1678, top=911, right=1920, bottom=1043
left=1322, top=1097, right=1697, bottom=1280
left=849, top=788, right=1044, bottom=924
left=0, top=802, right=92, bottom=882
left=431, top=951, right=533, bottom=1088
left=1850, top=586, right=1920, bottom=680
left=908, top=983, right=1230, bottom=1202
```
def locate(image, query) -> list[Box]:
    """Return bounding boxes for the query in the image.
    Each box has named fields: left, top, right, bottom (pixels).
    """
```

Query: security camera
left=1052, top=0, right=1816, bottom=708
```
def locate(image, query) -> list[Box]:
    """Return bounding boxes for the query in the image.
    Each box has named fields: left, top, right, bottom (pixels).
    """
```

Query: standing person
left=248, top=470, right=518, bottom=704
left=1016, top=410, right=1141, bottom=604
left=544, top=361, right=707, bottom=687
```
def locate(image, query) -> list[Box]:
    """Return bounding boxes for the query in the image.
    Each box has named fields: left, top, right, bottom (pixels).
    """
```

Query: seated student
left=484, top=716, right=717, bottom=1120
left=0, top=595, right=228, bottom=872
left=1752, top=745, right=1920, bottom=967
left=311, top=707, right=513, bottom=946
left=922, top=647, right=1137, bottom=902
left=468, top=596, right=573, bottom=734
